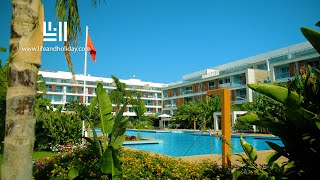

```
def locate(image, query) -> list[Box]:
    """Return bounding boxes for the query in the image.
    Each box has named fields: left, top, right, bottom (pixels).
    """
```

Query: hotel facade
left=39, top=71, right=165, bottom=116
left=41, top=41, right=319, bottom=116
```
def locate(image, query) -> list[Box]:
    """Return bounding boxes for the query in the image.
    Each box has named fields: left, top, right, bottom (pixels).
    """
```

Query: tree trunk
left=193, top=119, right=196, bottom=130
left=2, top=0, right=43, bottom=179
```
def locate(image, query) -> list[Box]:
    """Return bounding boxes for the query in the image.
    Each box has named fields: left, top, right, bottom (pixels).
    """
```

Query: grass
left=0, top=151, right=57, bottom=177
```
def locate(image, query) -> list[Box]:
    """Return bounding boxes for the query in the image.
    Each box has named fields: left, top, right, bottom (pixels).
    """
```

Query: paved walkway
left=180, top=150, right=287, bottom=166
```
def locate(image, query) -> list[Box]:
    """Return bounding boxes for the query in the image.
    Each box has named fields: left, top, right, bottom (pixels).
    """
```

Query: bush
left=33, top=148, right=231, bottom=179
left=35, top=107, right=82, bottom=151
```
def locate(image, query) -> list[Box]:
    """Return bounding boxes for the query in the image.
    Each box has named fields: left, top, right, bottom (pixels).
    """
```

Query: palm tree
left=2, top=0, right=88, bottom=178
left=198, top=96, right=221, bottom=131
left=0, top=48, right=7, bottom=152
left=133, top=98, right=147, bottom=139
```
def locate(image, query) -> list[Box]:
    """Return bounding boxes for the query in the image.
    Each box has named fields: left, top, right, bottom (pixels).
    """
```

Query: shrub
left=35, top=107, right=82, bottom=151
left=33, top=148, right=232, bottom=179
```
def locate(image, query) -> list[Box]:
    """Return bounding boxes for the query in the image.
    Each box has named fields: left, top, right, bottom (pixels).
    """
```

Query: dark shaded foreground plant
left=235, top=23, right=320, bottom=179
left=228, top=136, right=293, bottom=180
left=33, top=148, right=232, bottom=179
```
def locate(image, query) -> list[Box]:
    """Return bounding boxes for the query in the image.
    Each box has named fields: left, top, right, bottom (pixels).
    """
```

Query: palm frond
left=0, top=47, right=6, bottom=52
left=55, top=0, right=81, bottom=81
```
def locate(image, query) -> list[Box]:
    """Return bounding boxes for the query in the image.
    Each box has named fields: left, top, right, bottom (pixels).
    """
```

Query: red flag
left=87, top=34, right=96, bottom=62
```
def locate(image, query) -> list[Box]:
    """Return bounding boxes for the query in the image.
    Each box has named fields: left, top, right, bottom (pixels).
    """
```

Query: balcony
left=231, top=82, right=243, bottom=87
left=219, top=83, right=230, bottom=88
left=275, top=72, right=290, bottom=79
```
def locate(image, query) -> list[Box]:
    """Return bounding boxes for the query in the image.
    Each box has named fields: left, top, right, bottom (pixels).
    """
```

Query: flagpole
left=82, top=25, right=89, bottom=143
left=83, top=26, right=88, bottom=105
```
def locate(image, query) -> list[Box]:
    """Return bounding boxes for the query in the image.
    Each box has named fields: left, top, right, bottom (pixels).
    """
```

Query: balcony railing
left=231, top=82, right=243, bottom=87
left=219, top=83, right=231, bottom=88
left=275, top=72, right=290, bottom=79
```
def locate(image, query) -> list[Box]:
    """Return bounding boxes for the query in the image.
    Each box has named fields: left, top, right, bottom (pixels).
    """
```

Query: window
left=44, top=94, right=52, bottom=101
left=75, top=88, right=83, bottom=94
left=56, top=86, right=63, bottom=92
left=60, top=79, right=70, bottom=83
left=76, top=80, right=84, bottom=84
left=66, top=86, right=72, bottom=93
left=257, top=64, right=267, bottom=70
left=88, top=96, right=95, bottom=103
left=45, top=85, right=52, bottom=92
left=128, top=107, right=134, bottom=112
left=209, top=81, right=215, bottom=90
left=163, top=91, right=168, bottom=97
left=144, top=100, right=153, bottom=106
left=86, top=81, right=96, bottom=86
left=66, top=95, right=80, bottom=102
left=236, top=89, right=247, bottom=100
left=53, top=95, right=62, bottom=102
left=148, top=92, right=155, bottom=98
left=142, top=92, right=147, bottom=97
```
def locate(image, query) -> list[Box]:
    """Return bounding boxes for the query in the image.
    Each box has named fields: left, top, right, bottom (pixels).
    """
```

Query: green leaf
left=238, top=114, right=259, bottom=124
left=112, top=134, right=126, bottom=149
left=68, top=168, right=79, bottom=180
left=240, top=136, right=257, bottom=162
left=265, top=141, right=289, bottom=159
left=90, top=126, right=103, bottom=157
left=100, top=147, right=114, bottom=175
left=248, top=84, right=303, bottom=109
left=96, top=83, right=114, bottom=134
left=315, top=69, right=320, bottom=82
left=111, top=147, right=122, bottom=172
left=301, top=27, right=320, bottom=54
left=266, top=151, right=282, bottom=166
left=232, top=169, right=241, bottom=180
left=89, top=96, right=97, bottom=116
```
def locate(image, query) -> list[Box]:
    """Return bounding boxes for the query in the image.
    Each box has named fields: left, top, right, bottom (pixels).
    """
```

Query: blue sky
left=0, top=0, right=319, bottom=83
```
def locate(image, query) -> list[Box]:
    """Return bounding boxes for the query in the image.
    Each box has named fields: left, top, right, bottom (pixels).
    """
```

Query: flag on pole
left=87, top=34, right=96, bottom=62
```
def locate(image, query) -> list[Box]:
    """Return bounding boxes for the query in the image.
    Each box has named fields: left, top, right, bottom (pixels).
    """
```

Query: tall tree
left=198, top=96, right=221, bottom=131
left=133, top=98, right=147, bottom=139
left=174, top=101, right=201, bottom=130
left=2, top=0, right=86, bottom=178
left=0, top=48, right=8, bottom=152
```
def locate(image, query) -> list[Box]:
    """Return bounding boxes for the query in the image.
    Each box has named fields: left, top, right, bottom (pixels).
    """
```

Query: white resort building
left=162, top=41, right=319, bottom=115
left=41, top=41, right=320, bottom=117
left=39, top=71, right=165, bottom=116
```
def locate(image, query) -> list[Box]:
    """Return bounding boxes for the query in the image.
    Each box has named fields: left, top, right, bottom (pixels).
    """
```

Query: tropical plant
left=2, top=0, right=88, bottom=178
left=65, top=100, right=100, bottom=127
left=33, top=148, right=232, bottom=179
left=198, top=96, right=221, bottom=131
left=83, top=82, right=129, bottom=178
left=132, top=98, right=147, bottom=139
left=237, top=95, right=283, bottom=133
left=231, top=136, right=293, bottom=180
left=174, top=101, right=202, bottom=130
left=238, top=24, right=320, bottom=179
left=109, top=75, right=138, bottom=109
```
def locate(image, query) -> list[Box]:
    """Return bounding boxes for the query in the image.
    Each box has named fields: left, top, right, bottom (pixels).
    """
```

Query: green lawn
left=0, top=151, right=57, bottom=177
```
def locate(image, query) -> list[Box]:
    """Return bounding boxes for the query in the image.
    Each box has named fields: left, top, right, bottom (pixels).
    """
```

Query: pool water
left=124, top=130, right=284, bottom=157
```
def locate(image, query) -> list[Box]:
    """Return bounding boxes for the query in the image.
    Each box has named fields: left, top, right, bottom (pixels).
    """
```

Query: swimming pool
left=124, top=130, right=284, bottom=157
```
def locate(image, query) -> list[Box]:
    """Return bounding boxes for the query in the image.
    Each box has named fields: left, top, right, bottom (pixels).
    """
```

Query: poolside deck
left=180, top=150, right=288, bottom=165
